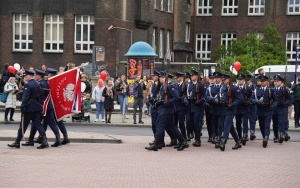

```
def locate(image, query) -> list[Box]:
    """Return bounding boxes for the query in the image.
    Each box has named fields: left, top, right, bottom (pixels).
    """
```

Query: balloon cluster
left=230, top=61, right=242, bottom=75
left=7, top=63, right=21, bottom=74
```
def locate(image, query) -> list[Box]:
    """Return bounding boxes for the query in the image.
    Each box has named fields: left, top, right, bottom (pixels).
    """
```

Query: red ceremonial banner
left=48, top=68, right=81, bottom=121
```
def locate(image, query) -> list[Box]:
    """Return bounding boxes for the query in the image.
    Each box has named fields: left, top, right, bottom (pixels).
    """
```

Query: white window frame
left=286, top=32, right=300, bottom=62
left=154, top=0, right=157, bottom=9
left=167, top=0, right=173, bottom=13
left=74, top=15, right=95, bottom=53
left=161, top=0, right=164, bottom=11
left=13, top=14, right=33, bottom=52
left=197, top=0, right=213, bottom=16
left=44, top=14, right=64, bottom=53
left=159, top=29, right=164, bottom=59
left=221, top=33, right=237, bottom=50
left=185, top=22, right=190, bottom=43
left=152, top=28, right=156, bottom=53
left=222, top=0, right=239, bottom=16
left=287, top=0, right=300, bottom=15
left=248, top=0, right=265, bottom=16
left=195, top=33, right=211, bottom=60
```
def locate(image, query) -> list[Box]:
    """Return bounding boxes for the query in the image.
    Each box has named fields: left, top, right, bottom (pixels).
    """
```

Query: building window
left=287, top=0, right=300, bottom=15
left=166, top=30, right=171, bottom=56
left=13, top=14, right=33, bottom=52
left=286, top=32, right=300, bottom=62
left=154, top=0, right=157, bottom=9
left=222, top=0, right=239, bottom=16
left=185, top=22, right=190, bottom=43
left=159, top=29, right=164, bottom=58
left=44, top=15, right=64, bottom=53
left=196, top=33, right=211, bottom=60
left=161, top=0, right=164, bottom=11
left=248, top=0, right=265, bottom=16
left=197, top=0, right=213, bottom=16
left=74, top=15, right=95, bottom=53
left=152, top=28, right=156, bottom=53
left=168, top=0, right=173, bottom=13
left=221, top=33, right=237, bottom=50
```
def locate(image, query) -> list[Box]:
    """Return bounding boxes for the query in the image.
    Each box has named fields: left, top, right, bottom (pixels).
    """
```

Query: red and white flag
left=48, top=68, right=81, bottom=121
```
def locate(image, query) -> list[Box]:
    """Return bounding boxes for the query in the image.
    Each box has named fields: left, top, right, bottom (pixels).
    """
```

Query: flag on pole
left=48, top=68, right=82, bottom=121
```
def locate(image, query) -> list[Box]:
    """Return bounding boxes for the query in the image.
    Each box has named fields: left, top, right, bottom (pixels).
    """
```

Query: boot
left=22, top=140, right=34, bottom=146
left=215, top=136, right=220, bottom=148
left=149, top=140, right=155, bottom=145
left=263, top=136, right=269, bottom=148
left=212, top=134, right=217, bottom=144
left=145, top=140, right=158, bottom=151
left=166, top=139, right=177, bottom=147
left=157, top=141, right=166, bottom=149
left=192, top=140, right=201, bottom=147
left=108, top=118, right=111, bottom=123
left=241, top=133, right=248, bottom=145
left=219, top=138, right=226, bottom=151
left=61, top=133, right=70, bottom=145
left=177, top=137, right=189, bottom=151
left=51, top=134, right=61, bottom=147
left=207, top=137, right=212, bottom=142
left=37, top=136, right=49, bottom=149
left=34, top=135, right=43, bottom=144
left=273, top=137, right=279, bottom=143
left=232, top=140, right=242, bottom=150
left=250, top=131, right=256, bottom=141
left=284, top=133, right=290, bottom=142
left=279, top=132, right=284, bottom=143
left=8, top=136, right=21, bottom=148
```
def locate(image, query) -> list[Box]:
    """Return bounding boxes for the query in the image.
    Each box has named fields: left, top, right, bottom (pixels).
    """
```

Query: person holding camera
left=292, top=77, right=300, bottom=128
left=4, top=77, right=19, bottom=122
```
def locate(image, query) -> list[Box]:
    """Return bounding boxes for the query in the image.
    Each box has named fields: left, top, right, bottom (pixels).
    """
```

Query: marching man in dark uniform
left=250, top=75, right=278, bottom=148
left=173, top=72, right=188, bottom=141
left=235, top=74, right=252, bottom=145
left=186, top=70, right=206, bottom=147
left=246, top=75, right=257, bottom=140
left=145, top=71, right=188, bottom=151
left=204, top=73, right=215, bottom=142
left=22, top=69, right=61, bottom=147
left=219, top=74, right=243, bottom=151
left=272, top=75, right=293, bottom=143
left=206, top=72, right=224, bottom=148
left=184, top=72, right=193, bottom=140
left=8, top=70, right=49, bottom=149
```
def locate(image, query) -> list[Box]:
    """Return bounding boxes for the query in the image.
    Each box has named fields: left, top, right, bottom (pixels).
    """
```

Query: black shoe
left=157, top=142, right=166, bottom=149
left=279, top=136, right=284, bottom=144
left=284, top=134, right=290, bottom=142
left=61, top=139, right=70, bottom=145
left=232, top=142, right=241, bottom=150
left=9, top=118, right=14, bottom=121
left=263, top=140, right=268, bottom=148
left=177, top=142, right=189, bottom=151
left=145, top=144, right=158, bottom=151
left=207, top=137, right=212, bottom=142
left=149, top=140, right=155, bottom=145
left=37, top=136, right=49, bottom=149
left=273, top=137, right=279, bottom=143
left=219, top=138, right=226, bottom=151
left=22, top=141, right=34, bottom=146
left=133, top=122, right=137, bottom=124
left=7, top=142, right=20, bottom=148
left=295, top=123, right=299, bottom=128
left=34, top=136, right=43, bottom=144
left=192, top=140, right=201, bottom=147
left=174, top=143, right=181, bottom=149
left=4, top=118, right=8, bottom=122
left=51, top=134, right=61, bottom=147
left=250, top=134, right=256, bottom=141
left=166, top=140, right=177, bottom=147
left=138, top=121, right=144, bottom=124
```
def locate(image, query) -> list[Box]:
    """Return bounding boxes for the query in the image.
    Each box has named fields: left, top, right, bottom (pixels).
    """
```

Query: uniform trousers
left=236, top=113, right=249, bottom=138
left=258, top=115, right=272, bottom=138
left=17, top=112, right=46, bottom=140
left=155, top=114, right=183, bottom=142
left=248, top=104, right=257, bottom=133
left=174, top=110, right=187, bottom=140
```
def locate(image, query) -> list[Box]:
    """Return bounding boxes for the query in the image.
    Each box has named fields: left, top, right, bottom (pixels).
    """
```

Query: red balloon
left=233, top=61, right=242, bottom=72
left=7, top=66, right=16, bottom=74
left=100, top=71, right=107, bottom=81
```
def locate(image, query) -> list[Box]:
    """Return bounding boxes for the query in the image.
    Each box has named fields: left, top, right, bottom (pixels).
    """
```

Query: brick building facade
left=0, top=0, right=299, bottom=76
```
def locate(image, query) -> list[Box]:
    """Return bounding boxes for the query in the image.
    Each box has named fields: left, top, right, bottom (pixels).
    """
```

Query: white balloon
left=230, top=65, right=238, bottom=75
left=14, top=63, right=21, bottom=71
left=81, top=82, right=86, bottom=93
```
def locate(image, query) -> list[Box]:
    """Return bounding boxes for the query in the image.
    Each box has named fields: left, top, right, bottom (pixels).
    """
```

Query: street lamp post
left=295, top=44, right=300, bottom=83
left=108, top=25, right=133, bottom=45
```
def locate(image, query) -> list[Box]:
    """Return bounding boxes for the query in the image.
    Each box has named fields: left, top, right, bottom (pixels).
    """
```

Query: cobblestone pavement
left=1, top=135, right=300, bottom=188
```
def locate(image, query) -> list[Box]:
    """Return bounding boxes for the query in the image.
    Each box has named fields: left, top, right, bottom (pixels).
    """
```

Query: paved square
left=1, top=135, right=300, bottom=188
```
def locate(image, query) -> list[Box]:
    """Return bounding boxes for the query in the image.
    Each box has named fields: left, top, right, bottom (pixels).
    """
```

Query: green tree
left=213, top=23, right=287, bottom=75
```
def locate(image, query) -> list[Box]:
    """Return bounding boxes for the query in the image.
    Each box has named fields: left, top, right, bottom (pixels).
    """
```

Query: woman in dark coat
left=102, top=78, right=115, bottom=123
